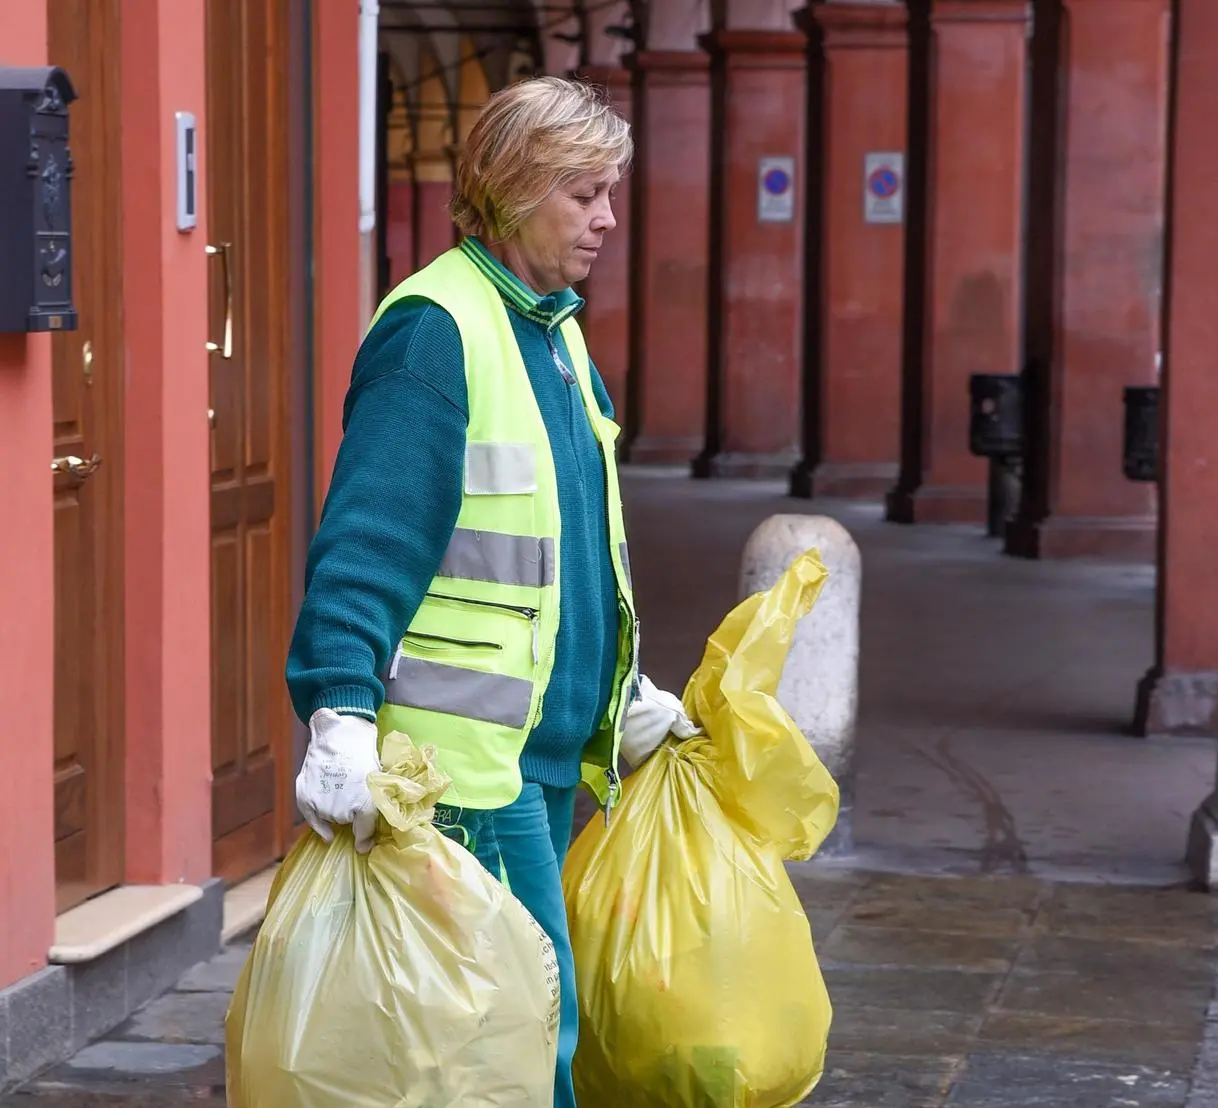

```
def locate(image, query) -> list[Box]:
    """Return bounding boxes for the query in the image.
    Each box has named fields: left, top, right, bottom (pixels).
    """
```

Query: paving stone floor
left=616, top=472, right=1211, bottom=884
left=6, top=869, right=1218, bottom=1106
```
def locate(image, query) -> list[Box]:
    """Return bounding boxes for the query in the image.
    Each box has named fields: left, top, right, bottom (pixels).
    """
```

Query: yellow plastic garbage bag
left=563, top=550, right=840, bottom=1108
left=226, top=731, right=561, bottom=1108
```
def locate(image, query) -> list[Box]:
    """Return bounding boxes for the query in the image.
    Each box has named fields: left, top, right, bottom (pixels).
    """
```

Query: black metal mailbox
left=1122, top=385, right=1160, bottom=483
left=0, top=65, right=77, bottom=334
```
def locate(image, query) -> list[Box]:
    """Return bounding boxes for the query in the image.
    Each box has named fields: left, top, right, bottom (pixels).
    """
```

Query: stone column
left=1007, top=0, right=1169, bottom=562
left=574, top=63, right=633, bottom=419
left=887, top=0, right=1028, bottom=524
left=739, top=515, right=860, bottom=855
left=1170, top=0, right=1218, bottom=884
left=624, top=49, right=712, bottom=463
left=696, top=28, right=807, bottom=479
left=791, top=1, right=907, bottom=500
left=1137, top=0, right=1218, bottom=750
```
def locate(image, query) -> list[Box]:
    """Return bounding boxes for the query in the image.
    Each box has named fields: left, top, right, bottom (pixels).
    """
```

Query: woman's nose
left=592, top=195, right=617, bottom=232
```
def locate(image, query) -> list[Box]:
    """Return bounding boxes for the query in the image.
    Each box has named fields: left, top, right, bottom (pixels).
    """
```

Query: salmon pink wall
left=122, top=0, right=213, bottom=884
left=0, top=0, right=56, bottom=990
left=312, top=0, right=362, bottom=504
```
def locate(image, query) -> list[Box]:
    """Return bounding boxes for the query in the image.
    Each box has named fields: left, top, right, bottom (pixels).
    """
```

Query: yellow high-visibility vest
left=369, top=247, right=637, bottom=815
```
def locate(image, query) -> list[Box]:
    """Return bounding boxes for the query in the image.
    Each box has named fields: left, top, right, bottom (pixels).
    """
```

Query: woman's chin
left=566, top=259, right=595, bottom=285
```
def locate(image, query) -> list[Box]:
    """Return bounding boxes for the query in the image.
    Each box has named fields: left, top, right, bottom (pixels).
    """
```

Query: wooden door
left=206, top=0, right=293, bottom=882
left=48, top=0, right=126, bottom=913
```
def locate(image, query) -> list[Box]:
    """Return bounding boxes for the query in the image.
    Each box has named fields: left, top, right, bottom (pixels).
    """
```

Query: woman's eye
left=575, top=194, right=595, bottom=205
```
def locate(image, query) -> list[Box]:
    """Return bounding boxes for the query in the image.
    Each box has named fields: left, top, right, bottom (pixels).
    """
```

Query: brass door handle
left=82, top=339, right=94, bottom=387
left=51, top=453, right=103, bottom=480
left=205, top=242, right=233, bottom=359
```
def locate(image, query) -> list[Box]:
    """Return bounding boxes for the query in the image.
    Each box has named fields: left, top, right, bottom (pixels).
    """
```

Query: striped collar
left=459, top=236, right=584, bottom=332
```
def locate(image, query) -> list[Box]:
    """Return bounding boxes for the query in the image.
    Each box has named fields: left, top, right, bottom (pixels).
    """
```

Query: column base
left=790, top=460, right=898, bottom=501
left=817, top=802, right=854, bottom=858
left=885, top=483, right=988, bottom=525
left=1133, top=665, right=1218, bottom=738
left=626, top=433, right=704, bottom=466
left=1005, top=514, right=1157, bottom=562
left=1187, top=791, right=1218, bottom=891
left=694, top=448, right=801, bottom=480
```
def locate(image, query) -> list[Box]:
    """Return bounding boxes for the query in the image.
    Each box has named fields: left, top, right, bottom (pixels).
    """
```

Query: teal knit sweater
left=285, top=241, right=621, bottom=789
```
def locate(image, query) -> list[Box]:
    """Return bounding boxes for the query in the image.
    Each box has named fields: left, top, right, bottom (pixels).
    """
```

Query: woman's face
left=509, top=167, right=620, bottom=294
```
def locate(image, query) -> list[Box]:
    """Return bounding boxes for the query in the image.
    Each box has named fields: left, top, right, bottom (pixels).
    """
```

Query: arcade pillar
left=887, top=0, right=1028, bottom=524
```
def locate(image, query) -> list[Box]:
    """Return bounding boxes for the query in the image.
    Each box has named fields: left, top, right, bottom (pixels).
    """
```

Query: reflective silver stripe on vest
left=384, top=656, right=534, bottom=729
left=436, top=529, right=555, bottom=588
left=465, top=442, right=537, bottom=496
left=619, top=541, right=631, bottom=588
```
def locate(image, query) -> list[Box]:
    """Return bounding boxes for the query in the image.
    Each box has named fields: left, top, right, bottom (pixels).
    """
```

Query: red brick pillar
left=574, top=65, right=633, bottom=419
left=1006, top=0, right=1169, bottom=561
left=386, top=179, right=415, bottom=284
left=792, top=1, right=908, bottom=500
left=413, top=156, right=457, bottom=269
left=695, top=29, right=807, bottom=479
left=887, top=0, right=1028, bottom=524
left=1136, top=0, right=1218, bottom=743
left=625, top=50, right=712, bottom=463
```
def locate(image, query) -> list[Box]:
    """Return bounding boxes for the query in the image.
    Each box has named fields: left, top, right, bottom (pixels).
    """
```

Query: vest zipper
left=388, top=633, right=502, bottom=680
left=602, top=602, right=634, bottom=827
left=403, top=631, right=502, bottom=651
left=603, top=767, right=621, bottom=827
left=427, top=591, right=541, bottom=665
left=596, top=436, right=635, bottom=829
left=546, top=332, right=577, bottom=385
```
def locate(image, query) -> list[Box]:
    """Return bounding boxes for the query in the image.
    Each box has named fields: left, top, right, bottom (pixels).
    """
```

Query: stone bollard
left=739, top=514, right=860, bottom=857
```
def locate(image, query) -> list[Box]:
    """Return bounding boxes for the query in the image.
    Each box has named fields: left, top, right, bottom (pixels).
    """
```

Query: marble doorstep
left=50, top=886, right=203, bottom=966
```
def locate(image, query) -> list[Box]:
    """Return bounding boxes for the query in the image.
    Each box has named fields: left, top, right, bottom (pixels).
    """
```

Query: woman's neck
left=486, top=238, right=552, bottom=295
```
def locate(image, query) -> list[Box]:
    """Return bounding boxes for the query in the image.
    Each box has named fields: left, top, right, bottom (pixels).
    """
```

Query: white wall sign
left=757, top=156, right=796, bottom=224
left=863, top=151, right=905, bottom=225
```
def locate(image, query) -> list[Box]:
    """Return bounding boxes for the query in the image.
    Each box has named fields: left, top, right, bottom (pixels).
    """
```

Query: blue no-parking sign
left=863, top=152, right=905, bottom=225
left=757, top=155, right=796, bottom=224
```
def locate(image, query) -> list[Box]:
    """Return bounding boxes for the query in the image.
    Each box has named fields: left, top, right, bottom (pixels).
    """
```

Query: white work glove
left=620, top=674, right=702, bottom=770
left=295, top=708, right=382, bottom=853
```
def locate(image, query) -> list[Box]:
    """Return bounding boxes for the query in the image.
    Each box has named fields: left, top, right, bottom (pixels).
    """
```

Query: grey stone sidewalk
left=7, top=868, right=1218, bottom=1106
left=617, top=471, right=1212, bottom=884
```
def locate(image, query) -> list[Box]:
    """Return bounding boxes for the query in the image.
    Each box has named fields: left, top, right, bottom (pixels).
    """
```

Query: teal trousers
left=436, top=783, right=580, bottom=1108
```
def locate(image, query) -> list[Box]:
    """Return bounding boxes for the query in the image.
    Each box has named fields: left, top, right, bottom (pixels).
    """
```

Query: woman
left=286, top=76, right=695, bottom=1107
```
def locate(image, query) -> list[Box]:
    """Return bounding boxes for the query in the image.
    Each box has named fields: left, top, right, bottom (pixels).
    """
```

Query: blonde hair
left=451, top=77, right=633, bottom=241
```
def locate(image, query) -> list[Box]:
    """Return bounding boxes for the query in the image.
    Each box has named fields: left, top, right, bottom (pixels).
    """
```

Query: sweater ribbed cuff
left=518, top=750, right=584, bottom=790
left=311, top=685, right=378, bottom=722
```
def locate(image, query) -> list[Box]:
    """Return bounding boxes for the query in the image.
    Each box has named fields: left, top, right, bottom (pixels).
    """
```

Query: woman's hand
left=620, top=675, right=701, bottom=770
left=295, top=709, right=383, bottom=852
